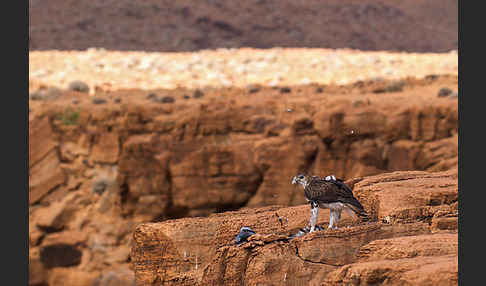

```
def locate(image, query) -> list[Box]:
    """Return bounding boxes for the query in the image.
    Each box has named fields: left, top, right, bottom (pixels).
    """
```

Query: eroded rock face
left=356, top=233, right=458, bottom=262
left=131, top=169, right=458, bottom=285
left=29, top=77, right=458, bottom=217
left=29, top=77, right=458, bottom=285
left=324, top=255, right=457, bottom=286
left=352, top=169, right=458, bottom=223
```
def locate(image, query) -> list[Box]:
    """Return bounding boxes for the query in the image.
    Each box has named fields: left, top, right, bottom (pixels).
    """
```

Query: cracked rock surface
left=131, top=169, right=457, bottom=285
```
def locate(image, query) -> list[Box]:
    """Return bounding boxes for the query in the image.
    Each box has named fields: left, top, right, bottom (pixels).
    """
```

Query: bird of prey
left=234, top=227, right=256, bottom=245
left=292, top=174, right=368, bottom=232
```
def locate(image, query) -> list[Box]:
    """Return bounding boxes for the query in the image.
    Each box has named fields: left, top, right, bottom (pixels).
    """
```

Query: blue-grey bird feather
left=234, top=227, right=256, bottom=245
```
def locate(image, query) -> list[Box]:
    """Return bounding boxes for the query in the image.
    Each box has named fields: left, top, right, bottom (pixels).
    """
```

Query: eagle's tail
left=345, top=202, right=369, bottom=221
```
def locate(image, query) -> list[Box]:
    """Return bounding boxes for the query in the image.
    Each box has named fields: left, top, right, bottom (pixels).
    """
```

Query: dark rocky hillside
left=29, top=0, right=457, bottom=52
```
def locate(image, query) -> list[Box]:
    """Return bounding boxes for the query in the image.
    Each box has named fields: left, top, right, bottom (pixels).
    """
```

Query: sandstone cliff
left=29, top=75, right=457, bottom=285
left=30, top=76, right=457, bottom=218
left=131, top=169, right=458, bottom=285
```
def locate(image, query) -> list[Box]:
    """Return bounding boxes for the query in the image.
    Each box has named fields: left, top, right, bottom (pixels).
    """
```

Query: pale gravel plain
left=29, top=47, right=458, bottom=93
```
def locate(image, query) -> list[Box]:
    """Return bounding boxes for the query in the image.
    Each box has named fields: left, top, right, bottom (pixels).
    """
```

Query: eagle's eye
left=298, top=175, right=305, bottom=179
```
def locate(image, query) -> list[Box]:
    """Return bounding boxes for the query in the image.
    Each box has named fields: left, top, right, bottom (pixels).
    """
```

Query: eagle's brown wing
left=332, top=178, right=354, bottom=195
left=305, top=176, right=367, bottom=216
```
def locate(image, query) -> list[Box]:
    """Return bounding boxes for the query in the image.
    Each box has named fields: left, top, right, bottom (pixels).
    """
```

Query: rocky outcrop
left=131, top=169, right=458, bottom=285
left=29, top=76, right=458, bottom=219
left=29, top=116, right=65, bottom=204
left=324, top=254, right=457, bottom=285
left=29, top=76, right=457, bottom=285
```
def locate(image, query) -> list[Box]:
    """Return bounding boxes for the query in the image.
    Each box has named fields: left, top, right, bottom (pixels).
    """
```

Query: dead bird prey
left=292, top=174, right=368, bottom=232
left=234, top=227, right=256, bottom=245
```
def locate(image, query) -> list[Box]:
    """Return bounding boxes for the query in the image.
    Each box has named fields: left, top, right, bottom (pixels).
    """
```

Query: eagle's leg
left=309, top=203, right=319, bottom=232
left=333, top=209, right=342, bottom=230
left=328, top=208, right=342, bottom=229
left=328, top=210, right=335, bottom=229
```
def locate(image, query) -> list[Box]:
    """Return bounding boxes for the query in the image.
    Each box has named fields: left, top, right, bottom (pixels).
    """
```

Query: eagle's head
left=292, top=174, right=308, bottom=188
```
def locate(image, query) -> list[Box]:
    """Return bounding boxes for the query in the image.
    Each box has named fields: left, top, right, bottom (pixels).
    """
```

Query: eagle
left=292, top=174, right=368, bottom=232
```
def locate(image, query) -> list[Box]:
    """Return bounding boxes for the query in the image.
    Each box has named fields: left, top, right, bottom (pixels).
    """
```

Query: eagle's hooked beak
left=292, top=177, right=297, bottom=184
